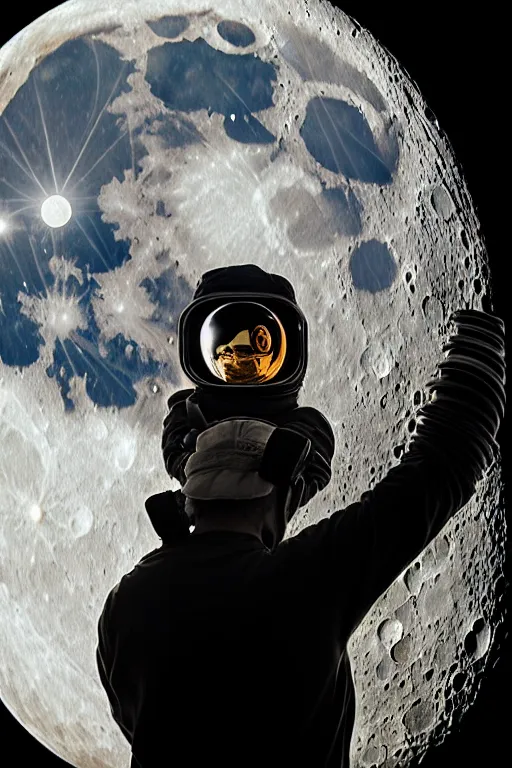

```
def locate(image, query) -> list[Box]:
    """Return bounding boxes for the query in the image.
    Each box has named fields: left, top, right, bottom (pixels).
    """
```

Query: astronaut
left=146, top=263, right=336, bottom=550
left=96, top=264, right=506, bottom=768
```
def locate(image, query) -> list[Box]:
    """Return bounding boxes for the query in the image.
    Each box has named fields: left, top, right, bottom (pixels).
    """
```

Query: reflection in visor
left=200, top=302, right=287, bottom=384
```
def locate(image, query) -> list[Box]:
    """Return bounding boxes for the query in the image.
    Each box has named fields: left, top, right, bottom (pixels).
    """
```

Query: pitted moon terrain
left=0, top=1, right=505, bottom=766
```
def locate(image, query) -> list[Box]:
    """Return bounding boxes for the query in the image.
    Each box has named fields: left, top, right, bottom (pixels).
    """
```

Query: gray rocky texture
left=0, top=1, right=505, bottom=766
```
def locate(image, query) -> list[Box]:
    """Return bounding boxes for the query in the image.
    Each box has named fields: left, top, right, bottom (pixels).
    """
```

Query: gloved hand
left=418, top=307, right=506, bottom=476
left=162, top=386, right=335, bottom=506
left=144, top=489, right=190, bottom=544
left=258, top=425, right=312, bottom=488
left=427, top=308, right=506, bottom=441
left=273, top=407, right=336, bottom=506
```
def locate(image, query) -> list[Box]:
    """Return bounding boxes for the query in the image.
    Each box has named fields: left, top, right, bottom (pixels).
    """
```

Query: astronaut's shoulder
left=165, top=388, right=195, bottom=408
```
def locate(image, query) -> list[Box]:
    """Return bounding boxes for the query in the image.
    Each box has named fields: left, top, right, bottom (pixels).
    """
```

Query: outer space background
left=0, top=3, right=508, bottom=767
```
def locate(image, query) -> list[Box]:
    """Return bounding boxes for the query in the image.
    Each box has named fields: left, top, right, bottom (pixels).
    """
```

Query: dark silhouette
left=150, top=264, right=336, bottom=551
left=96, top=266, right=505, bottom=767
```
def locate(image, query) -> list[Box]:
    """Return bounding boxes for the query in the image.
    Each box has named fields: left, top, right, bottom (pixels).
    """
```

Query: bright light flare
left=0, top=219, right=8, bottom=235
left=40, top=195, right=72, bottom=228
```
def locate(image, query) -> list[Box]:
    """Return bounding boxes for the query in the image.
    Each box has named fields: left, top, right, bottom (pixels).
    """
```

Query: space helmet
left=178, top=264, right=308, bottom=397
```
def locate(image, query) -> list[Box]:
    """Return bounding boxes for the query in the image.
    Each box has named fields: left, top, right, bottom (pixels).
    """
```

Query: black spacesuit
left=96, top=263, right=505, bottom=768
left=146, top=264, right=336, bottom=547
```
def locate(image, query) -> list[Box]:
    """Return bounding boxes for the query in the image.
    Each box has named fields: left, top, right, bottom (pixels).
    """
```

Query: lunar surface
left=0, top=1, right=506, bottom=767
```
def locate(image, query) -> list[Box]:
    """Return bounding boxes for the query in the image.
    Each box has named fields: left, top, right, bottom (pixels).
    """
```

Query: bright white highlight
left=0, top=219, right=8, bottom=235
left=28, top=504, right=43, bottom=523
left=40, top=195, right=72, bottom=228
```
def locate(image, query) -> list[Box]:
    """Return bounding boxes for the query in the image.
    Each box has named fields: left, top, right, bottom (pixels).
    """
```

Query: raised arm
left=305, top=309, right=506, bottom=632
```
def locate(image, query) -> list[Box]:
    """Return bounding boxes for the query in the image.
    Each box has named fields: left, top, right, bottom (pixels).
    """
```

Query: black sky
left=0, top=4, right=508, bottom=767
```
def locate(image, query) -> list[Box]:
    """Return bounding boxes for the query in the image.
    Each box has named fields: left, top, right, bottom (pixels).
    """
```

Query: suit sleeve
left=161, top=388, right=195, bottom=485
left=301, top=309, right=506, bottom=634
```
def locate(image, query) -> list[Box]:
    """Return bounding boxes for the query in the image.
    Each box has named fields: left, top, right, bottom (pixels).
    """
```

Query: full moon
left=0, top=1, right=505, bottom=767
left=40, top=195, right=73, bottom=228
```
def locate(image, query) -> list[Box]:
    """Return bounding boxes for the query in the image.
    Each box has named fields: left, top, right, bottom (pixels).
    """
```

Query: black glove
left=438, top=309, right=506, bottom=435
left=429, top=308, right=505, bottom=435
left=275, top=407, right=335, bottom=506
left=144, top=489, right=190, bottom=544
left=258, top=426, right=312, bottom=488
left=162, top=388, right=335, bottom=505
left=419, top=308, right=506, bottom=474
left=156, top=389, right=336, bottom=543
